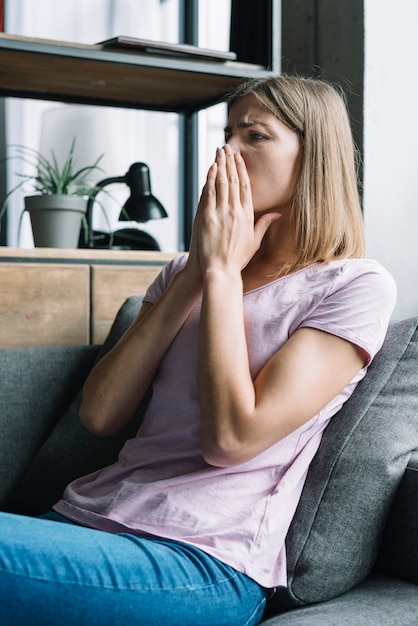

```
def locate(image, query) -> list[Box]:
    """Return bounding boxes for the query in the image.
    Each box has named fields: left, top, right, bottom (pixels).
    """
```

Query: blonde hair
left=227, top=75, right=365, bottom=266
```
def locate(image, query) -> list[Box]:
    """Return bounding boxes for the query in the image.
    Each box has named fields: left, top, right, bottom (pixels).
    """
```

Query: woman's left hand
left=197, top=144, right=280, bottom=275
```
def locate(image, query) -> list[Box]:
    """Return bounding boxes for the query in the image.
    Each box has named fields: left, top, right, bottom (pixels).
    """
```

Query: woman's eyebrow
left=224, top=120, right=269, bottom=133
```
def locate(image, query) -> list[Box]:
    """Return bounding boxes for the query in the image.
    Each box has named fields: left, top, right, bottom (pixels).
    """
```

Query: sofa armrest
left=375, top=450, right=418, bottom=585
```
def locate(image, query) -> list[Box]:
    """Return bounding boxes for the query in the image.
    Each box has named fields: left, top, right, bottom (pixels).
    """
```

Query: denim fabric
left=0, top=511, right=267, bottom=626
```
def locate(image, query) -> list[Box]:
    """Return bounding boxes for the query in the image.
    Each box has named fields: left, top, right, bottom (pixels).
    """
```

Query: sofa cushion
left=262, top=575, right=418, bottom=625
left=0, top=344, right=98, bottom=511
left=269, top=317, right=418, bottom=611
left=13, top=296, right=145, bottom=516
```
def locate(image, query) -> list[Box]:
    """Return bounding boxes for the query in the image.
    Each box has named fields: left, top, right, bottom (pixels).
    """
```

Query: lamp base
left=79, top=228, right=160, bottom=251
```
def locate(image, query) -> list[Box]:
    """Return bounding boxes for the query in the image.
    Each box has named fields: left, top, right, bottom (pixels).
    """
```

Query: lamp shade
left=119, top=162, right=168, bottom=223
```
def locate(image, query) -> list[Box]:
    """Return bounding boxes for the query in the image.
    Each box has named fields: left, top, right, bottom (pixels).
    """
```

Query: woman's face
left=224, top=95, right=303, bottom=217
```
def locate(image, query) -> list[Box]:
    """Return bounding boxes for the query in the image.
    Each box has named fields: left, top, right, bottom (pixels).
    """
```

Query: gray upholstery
left=263, top=576, right=418, bottom=625
left=12, top=295, right=145, bottom=516
left=269, top=316, right=418, bottom=610
left=0, top=344, right=98, bottom=511
left=0, top=297, right=417, bottom=624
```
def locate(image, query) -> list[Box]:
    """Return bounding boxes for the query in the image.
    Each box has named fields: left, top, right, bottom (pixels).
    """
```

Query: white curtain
left=4, top=0, right=181, bottom=250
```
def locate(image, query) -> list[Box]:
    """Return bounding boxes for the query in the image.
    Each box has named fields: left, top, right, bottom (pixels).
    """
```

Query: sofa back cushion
left=0, top=344, right=98, bottom=511
left=269, top=316, right=418, bottom=611
left=12, top=296, right=144, bottom=516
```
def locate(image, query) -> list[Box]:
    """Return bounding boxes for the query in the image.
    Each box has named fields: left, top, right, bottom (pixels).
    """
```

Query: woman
left=0, top=76, right=396, bottom=625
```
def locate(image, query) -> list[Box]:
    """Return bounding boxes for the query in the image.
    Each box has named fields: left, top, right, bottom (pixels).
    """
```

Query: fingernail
left=224, top=144, right=232, bottom=156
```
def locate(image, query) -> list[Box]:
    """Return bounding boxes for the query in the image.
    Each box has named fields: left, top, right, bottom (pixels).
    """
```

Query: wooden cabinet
left=90, top=263, right=170, bottom=345
left=0, top=247, right=176, bottom=347
left=0, top=261, right=90, bottom=347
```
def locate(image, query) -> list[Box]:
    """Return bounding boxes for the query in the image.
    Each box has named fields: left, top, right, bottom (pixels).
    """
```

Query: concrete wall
left=363, top=0, right=418, bottom=319
left=282, top=0, right=364, bottom=158
left=282, top=0, right=418, bottom=319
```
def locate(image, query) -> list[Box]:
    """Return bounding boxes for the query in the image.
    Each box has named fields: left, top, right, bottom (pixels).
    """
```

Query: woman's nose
left=225, top=138, right=241, bottom=154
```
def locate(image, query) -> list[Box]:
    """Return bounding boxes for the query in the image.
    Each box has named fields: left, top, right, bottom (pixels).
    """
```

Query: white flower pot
left=25, top=195, right=87, bottom=249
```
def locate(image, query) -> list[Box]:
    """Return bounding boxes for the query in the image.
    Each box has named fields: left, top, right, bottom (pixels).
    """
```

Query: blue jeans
left=0, top=511, right=267, bottom=626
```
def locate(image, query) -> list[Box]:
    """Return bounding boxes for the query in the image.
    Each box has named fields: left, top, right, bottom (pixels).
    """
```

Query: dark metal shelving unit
left=0, top=34, right=269, bottom=113
left=0, top=32, right=271, bottom=247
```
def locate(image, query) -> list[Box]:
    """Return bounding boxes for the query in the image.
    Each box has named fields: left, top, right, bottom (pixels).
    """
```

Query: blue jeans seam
left=242, top=595, right=266, bottom=626
left=0, top=562, right=246, bottom=594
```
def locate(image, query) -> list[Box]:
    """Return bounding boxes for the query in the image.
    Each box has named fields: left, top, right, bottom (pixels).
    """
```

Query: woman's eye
left=249, top=133, right=266, bottom=141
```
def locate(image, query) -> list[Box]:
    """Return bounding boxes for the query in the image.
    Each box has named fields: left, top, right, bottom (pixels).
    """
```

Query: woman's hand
left=181, top=176, right=207, bottom=289
left=198, top=145, right=280, bottom=276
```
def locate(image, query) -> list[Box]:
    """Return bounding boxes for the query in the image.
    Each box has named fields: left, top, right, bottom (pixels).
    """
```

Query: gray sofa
left=1, top=295, right=417, bottom=625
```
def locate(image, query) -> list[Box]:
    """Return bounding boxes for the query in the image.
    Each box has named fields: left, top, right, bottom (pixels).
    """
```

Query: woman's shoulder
left=307, top=257, right=397, bottom=315
left=162, top=253, right=189, bottom=277
left=143, top=254, right=189, bottom=303
left=248, top=257, right=395, bottom=302
left=327, top=257, right=397, bottom=300
left=334, top=256, right=394, bottom=277
left=300, top=258, right=397, bottom=360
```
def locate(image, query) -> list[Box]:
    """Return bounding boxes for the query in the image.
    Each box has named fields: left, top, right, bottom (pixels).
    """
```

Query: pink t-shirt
left=55, top=256, right=396, bottom=589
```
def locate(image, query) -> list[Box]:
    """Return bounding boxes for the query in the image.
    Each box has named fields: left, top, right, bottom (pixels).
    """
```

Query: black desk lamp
left=84, top=162, right=168, bottom=249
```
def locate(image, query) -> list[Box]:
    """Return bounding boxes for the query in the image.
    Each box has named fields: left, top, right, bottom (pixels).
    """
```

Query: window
left=2, top=0, right=231, bottom=251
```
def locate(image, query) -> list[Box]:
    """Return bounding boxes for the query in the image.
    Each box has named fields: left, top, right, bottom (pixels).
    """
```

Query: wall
left=282, top=0, right=418, bottom=319
left=282, top=0, right=364, bottom=160
left=363, top=0, right=418, bottom=319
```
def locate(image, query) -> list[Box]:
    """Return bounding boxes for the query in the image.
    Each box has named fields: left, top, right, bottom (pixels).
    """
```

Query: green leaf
left=0, top=138, right=105, bottom=233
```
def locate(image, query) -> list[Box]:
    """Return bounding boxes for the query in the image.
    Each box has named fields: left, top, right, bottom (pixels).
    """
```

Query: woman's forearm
left=198, top=268, right=256, bottom=467
left=80, top=267, right=201, bottom=436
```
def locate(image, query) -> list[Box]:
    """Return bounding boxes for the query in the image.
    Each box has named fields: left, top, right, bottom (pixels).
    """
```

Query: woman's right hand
left=181, top=175, right=210, bottom=290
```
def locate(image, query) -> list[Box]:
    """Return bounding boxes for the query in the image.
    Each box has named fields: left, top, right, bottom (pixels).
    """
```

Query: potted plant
left=1, top=139, right=104, bottom=248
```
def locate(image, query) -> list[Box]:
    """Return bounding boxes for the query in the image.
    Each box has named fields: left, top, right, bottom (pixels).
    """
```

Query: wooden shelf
left=0, top=34, right=271, bottom=113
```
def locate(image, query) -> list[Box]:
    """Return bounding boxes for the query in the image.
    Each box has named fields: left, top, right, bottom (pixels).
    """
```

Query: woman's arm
left=199, top=280, right=364, bottom=466
left=197, top=146, right=365, bottom=467
left=79, top=170, right=215, bottom=436
left=80, top=268, right=200, bottom=436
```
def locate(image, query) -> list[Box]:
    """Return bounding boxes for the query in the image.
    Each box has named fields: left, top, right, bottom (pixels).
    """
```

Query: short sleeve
left=143, top=254, right=188, bottom=305
left=299, top=260, right=397, bottom=364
